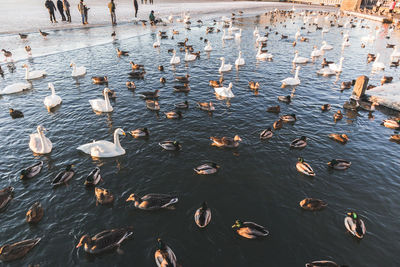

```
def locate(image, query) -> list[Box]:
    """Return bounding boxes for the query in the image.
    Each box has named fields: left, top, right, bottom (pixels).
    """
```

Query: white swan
left=153, top=35, right=161, bottom=48
left=222, top=29, right=234, bottom=40
left=253, top=26, right=259, bottom=36
left=316, top=66, right=336, bottom=76
left=343, top=30, right=349, bottom=40
left=281, top=66, right=300, bottom=86
left=89, top=88, right=113, bottom=113
left=256, top=46, right=273, bottom=60
left=70, top=61, right=86, bottom=77
left=321, top=41, right=333, bottom=50
left=328, top=57, right=344, bottom=73
left=235, top=29, right=242, bottom=39
left=255, top=34, right=267, bottom=43
left=214, top=82, right=234, bottom=98
left=310, top=46, right=323, bottom=57
left=219, top=57, right=232, bottom=73
left=390, top=46, right=400, bottom=61
left=44, top=83, right=62, bottom=110
left=372, top=53, right=385, bottom=70
left=292, top=51, right=309, bottom=64
left=204, top=41, right=212, bottom=52
left=235, top=51, right=245, bottom=66
left=170, top=50, right=180, bottom=65
left=77, top=128, right=126, bottom=158
left=23, top=64, right=46, bottom=80
left=29, top=125, right=52, bottom=154
left=185, top=51, right=197, bottom=61
left=228, top=21, right=239, bottom=33
left=0, top=82, right=31, bottom=95
left=321, top=27, right=330, bottom=34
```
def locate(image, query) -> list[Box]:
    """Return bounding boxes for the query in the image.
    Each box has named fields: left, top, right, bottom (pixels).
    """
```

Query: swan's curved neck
left=72, top=64, right=77, bottom=73
left=37, top=129, right=46, bottom=153
left=294, top=68, right=300, bottom=79
left=339, top=58, right=344, bottom=69
left=113, top=132, right=122, bottom=150
left=220, top=59, right=225, bottom=68
left=375, top=54, right=380, bottom=62
left=104, top=91, right=111, bottom=110
left=25, top=67, right=29, bottom=79
left=50, top=85, right=56, bottom=95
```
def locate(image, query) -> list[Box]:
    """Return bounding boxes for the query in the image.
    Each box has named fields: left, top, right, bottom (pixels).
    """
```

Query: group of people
left=44, top=0, right=143, bottom=25
left=44, top=0, right=88, bottom=24
left=141, top=0, right=154, bottom=4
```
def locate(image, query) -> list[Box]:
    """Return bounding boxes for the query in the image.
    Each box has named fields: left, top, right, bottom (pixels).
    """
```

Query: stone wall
left=340, top=0, right=362, bottom=10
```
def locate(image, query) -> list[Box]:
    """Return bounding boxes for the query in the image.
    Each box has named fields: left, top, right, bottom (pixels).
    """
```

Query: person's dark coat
left=45, top=0, right=57, bottom=11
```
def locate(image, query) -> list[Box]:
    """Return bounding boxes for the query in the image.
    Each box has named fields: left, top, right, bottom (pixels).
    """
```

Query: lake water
left=1, top=9, right=399, bottom=267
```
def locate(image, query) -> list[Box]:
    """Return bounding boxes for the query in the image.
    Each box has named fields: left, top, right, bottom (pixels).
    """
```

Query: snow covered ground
left=0, top=0, right=312, bottom=34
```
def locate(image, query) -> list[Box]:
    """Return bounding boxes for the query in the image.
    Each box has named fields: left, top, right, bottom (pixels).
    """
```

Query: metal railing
left=291, top=0, right=343, bottom=6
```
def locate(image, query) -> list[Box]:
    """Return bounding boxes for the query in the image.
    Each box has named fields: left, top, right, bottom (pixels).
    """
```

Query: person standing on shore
left=108, top=0, right=117, bottom=25
left=78, top=0, right=86, bottom=24
left=84, top=3, right=89, bottom=24
left=134, top=0, right=139, bottom=18
left=150, top=0, right=153, bottom=4
left=63, top=0, right=71, bottom=22
left=45, top=0, right=58, bottom=23
left=149, top=10, right=155, bottom=25
left=389, top=0, right=396, bottom=13
left=57, top=0, right=66, bottom=21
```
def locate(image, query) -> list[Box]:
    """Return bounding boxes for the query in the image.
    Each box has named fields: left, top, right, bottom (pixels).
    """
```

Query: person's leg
left=66, top=9, right=71, bottom=22
left=81, top=13, right=85, bottom=24
left=51, top=11, right=57, bottom=22
left=49, top=11, right=53, bottom=22
left=135, top=8, right=138, bottom=18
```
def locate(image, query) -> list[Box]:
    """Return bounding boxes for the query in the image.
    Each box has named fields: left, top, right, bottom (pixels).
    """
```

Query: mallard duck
left=296, top=157, right=315, bottom=176
left=25, top=46, right=32, bottom=56
left=367, top=53, right=376, bottom=63
left=130, top=61, right=144, bottom=70
left=95, top=187, right=114, bottom=205
left=9, top=108, right=24, bottom=119
left=146, top=100, right=160, bottom=111
left=0, top=186, right=14, bottom=212
left=0, top=238, right=41, bottom=262
left=173, top=84, right=190, bottom=92
left=130, top=128, right=150, bottom=138
left=328, top=159, right=351, bottom=170
left=21, top=161, right=43, bottom=180
left=209, top=77, right=223, bottom=87
left=111, top=31, right=116, bottom=39
left=333, top=110, right=343, bottom=121
left=140, top=89, right=160, bottom=99
left=174, top=101, right=189, bottom=109
left=329, top=133, right=349, bottom=144
left=126, top=193, right=178, bottom=210
left=299, top=198, right=327, bottom=211
left=175, top=74, right=190, bottom=83
left=248, top=81, right=260, bottom=90
left=260, top=128, right=273, bottom=139
left=300, top=36, right=309, bottom=42
left=306, top=260, right=347, bottom=267
left=340, top=80, right=355, bottom=90
left=51, top=164, right=75, bottom=186
left=177, top=38, right=188, bottom=46
left=19, top=33, right=28, bottom=39
left=280, top=114, right=296, bottom=122
left=290, top=136, right=307, bottom=149
left=390, top=134, right=400, bottom=142
left=39, top=30, right=49, bottom=38
left=126, top=81, right=136, bottom=90
left=381, top=119, right=400, bottom=129
left=84, top=167, right=102, bottom=186
left=232, top=220, right=269, bottom=239
left=210, top=135, right=241, bottom=148
left=128, top=71, right=145, bottom=79
left=381, top=76, right=393, bottom=85
left=321, top=58, right=334, bottom=67
left=321, top=104, right=331, bottom=111
left=26, top=202, right=44, bottom=223
left=1, top=49, right=12, bottom=61
left=172, top=29, right=179, bottom=35
left=154, top=238, right=177, bottom=267
left=116, top=48, right=129, bottom=57
left=345, top=212, right=366, bottom=239
left=92, top=76, right=108, bottom=84
left=159, top=141, right=181, bottom=151
left=194, top=162, right=219, bottom=174
left=278, top=95, right=291, bottom=103
left=160, top=77, right=166, bottom=83
left=361, top=43, right=366, bottom=48
left=273, top=119, right=283, bottom=130
left=197, top=102, right=215, bottom=111
left=165, top=111, right=182, bottom=119
left=267, top=105, right=280, bottom=113
left=76, top=228, right=133, bottom=254
left=194, top=202, right=211, bottom=228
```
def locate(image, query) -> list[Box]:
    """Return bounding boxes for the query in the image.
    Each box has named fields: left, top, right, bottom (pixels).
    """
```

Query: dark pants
left=49, top=10, right=57, bottom=22
left=111, top=11, right=116, bottom=25
left=65, top=8, right=71, bottom=22
left=81, top=13, right=86, bottom=24
left=134, top=6, right=138, bottom=17
left=59, top=9, right=66, bottom=21
left=150, top=0, right=153, bottom=3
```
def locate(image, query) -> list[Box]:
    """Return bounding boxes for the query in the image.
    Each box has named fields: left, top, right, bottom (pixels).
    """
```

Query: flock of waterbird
left=0, top=6, right=400, bottom=267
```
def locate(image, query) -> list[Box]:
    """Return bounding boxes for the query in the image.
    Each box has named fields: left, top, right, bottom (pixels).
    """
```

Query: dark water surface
left=1, top=10, right=399, bottom=267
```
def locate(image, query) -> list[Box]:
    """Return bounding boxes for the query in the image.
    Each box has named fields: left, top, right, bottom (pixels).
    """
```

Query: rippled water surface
left=1, top=9, right=400, bottom=267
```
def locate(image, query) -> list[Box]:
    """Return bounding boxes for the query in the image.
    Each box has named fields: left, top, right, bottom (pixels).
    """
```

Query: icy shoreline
left=0, top=1, right=334, bottom=34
